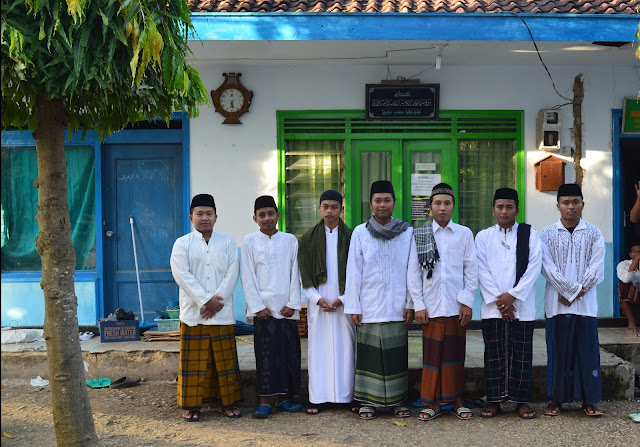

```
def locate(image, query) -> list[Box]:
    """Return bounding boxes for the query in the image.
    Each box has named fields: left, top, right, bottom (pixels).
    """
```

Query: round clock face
left=220, top=88, right=244, bottom=113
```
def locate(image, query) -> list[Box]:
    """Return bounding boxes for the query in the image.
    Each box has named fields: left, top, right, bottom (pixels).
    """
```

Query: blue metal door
left=102, top=143, right=182, bottom=320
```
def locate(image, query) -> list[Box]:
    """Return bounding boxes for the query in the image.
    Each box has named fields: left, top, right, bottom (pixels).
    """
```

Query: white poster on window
left=411, top=173, right=441, bottom=196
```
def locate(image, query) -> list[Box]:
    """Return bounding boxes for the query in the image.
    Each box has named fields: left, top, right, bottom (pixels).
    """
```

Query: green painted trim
left=276, top=111, right=287, bottom=232
left=515, top=110, right=526, bottom=223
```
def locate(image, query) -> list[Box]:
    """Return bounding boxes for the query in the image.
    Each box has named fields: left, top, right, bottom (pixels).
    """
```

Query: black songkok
left=430, top=183, right=455, bottom=203
left=254, top=195, right=278, bottom=213
left=557, top=183, right=583, bottom=200
left=190, top=194, right=216, bottom=212
left=370, top=180, right=395, bottom=201
left=493, top=188, right=519, bottom=203
left=319, top=190, right=343, bottom=205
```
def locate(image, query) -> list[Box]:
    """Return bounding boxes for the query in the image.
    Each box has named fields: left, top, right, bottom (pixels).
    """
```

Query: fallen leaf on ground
left=3, top=432, right=14, bottom=438
left=393, top=420, right=408, bottom=427
left=301, top=433, right=317, bottom=437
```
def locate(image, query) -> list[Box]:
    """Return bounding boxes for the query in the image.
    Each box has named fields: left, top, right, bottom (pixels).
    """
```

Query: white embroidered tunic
left=407, top=220, right=478, bottom=318
left=241, top=231, right=301, bottom=320
left=475, top=223, right=542, bottom=321
left=344, top=223, right=419, bottom=323
left=616, top=259, right=640, bottom=286
left=540, top=219, right=605, bottom=318
left=170, top=231, right=240, bottom=326
left=304, top=225, right=355, bottom=404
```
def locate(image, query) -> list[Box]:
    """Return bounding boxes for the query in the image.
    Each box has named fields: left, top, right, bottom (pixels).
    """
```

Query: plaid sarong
left=254, top=317, right=301, bottom=396
left=482, top=318, right=535, bottom=404
left=420, top=316, right=466, bottom=404
left=354, top=322, right=408, bottom=407
left=178, top=323, right=242, bottom=410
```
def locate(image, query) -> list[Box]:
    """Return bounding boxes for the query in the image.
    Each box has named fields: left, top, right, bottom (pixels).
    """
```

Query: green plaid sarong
left=354, top=322, right=408, bottom=407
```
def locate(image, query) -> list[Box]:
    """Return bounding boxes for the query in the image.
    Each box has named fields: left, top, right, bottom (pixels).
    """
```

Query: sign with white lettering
left=366, top=84, right=439, bottom=120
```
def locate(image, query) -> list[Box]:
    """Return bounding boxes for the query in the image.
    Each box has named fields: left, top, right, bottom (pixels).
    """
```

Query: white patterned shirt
left=540, top=218, right=605, bottom=318
left=344, top=223, right=419, bottom=323
left=241, top=231, right=301, bottom=320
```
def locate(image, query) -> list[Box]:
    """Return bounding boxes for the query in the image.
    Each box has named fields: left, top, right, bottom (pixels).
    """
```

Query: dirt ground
left=1, top=381, right=639, bottom=446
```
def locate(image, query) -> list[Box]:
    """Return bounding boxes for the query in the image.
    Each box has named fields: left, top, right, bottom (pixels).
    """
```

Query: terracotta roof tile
left=188, top=0, right=639, bottom=13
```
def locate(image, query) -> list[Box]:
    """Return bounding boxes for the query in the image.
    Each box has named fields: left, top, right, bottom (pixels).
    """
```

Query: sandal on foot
left=479, top=404, right=502, bottom=419
left=417, top=408, right=444, bottom=421
left=515, top=404, right=537, bottom=420
left=276, top=399, right=302, bottom=413
left=358, top=406, right=376, bottom=420
left=252, top=404, right=272, bottom=419
left=582, top=404, right=603, bottom=417
left=306, top=403, right=324, bottom=415
left=348, top=402, right=360, bottom=413
left=183, top=410, right=200, bottom=422
left=219, top=406, right=241, bottom=418
left=544, top=402, right=562, bottom=416
left=393, top=406, right=411, bottom=418
left=452, top=406, right=473, bottom=420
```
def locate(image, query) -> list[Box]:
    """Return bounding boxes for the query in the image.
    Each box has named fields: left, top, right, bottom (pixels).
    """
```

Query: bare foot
left=626, top=325, right=637, bottom=332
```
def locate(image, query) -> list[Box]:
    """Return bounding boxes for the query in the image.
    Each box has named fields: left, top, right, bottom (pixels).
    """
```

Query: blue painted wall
left=1, top=280, right=97, bottom=326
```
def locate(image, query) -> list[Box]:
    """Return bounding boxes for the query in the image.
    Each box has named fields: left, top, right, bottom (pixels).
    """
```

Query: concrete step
left=2, top=329, right=637, bottom=406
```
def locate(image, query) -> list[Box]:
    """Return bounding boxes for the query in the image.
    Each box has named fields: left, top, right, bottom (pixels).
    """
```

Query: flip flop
left=393, top=406, right=411, bottom=418
left=582, top=404, right=603, bottom=417
left=358, top=406, right=376, bottom=420
left=109, top=376, right=141, bottom=389
left=417, top=408, right=444, bottom=421
left=452, top=406, right=474, bottom=420
left=183, top=410, right=200, bottom=422
left=86, top=378, right=111, bottom=389
left=515, top=404, right=537, bottom=420
left=629, top=410, right=640, bottom=422
left=306, top=403, right=325, bottom=415
left=479, top=404, right=502, bottom=419
left=219, top=407, right=242, bottom=418
left=544, top=402, right=562, bottom=416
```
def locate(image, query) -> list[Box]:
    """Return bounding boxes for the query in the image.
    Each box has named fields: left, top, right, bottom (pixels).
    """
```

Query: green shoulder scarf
left=298, top=218, right=352, bottom=295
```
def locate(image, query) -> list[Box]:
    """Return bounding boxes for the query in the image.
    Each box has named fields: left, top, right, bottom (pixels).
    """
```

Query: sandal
left=306, top=403, right=325, bottom=415
left=629, top=410, right=640, bottom=422
left=479, top=404, right=502, bottom=419
left=544, top=402, right=562, bottom=416
left=417, top=408, right=444, bottom=421
left=183, top=410, right=200, bottom=422
left=515, top=404, right=537, bottom=420
left=251, top=404, right=272, bottom=419
left=348, top=402, right=360, bottom=413
left=358, top=406, right=376, bottom=420
left=582, top=404, right=603, bottom=417
left=393, top=406, right=411, bottom=418
left=452, top=406, right=473, bottom=420
left=219, top=406, right=241, bottom=418
left=276, top=399, right=302, bottom=413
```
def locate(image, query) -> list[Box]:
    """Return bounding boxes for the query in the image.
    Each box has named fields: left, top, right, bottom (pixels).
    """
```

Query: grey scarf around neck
left=366, top=216, right=411, bottom=240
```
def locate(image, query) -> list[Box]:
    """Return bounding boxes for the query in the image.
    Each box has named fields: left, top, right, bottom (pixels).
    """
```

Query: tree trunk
left=572, top=74, right=584, bottom=186
left=33, top=96, right=99, bottom=446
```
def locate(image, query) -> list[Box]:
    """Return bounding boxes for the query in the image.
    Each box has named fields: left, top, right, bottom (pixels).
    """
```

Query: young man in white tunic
left=298, top=190, right=354, bottom=414
left=170, top=194, right=242, bottom=422
left=540, top=183, right=605, bottom=417
left=344, top=180, right=419, bottom=421
left=241, top=195, right=303, bottom=419
left=408, top=182, right=477, bottom=422
left=475, top=188, right=542, bottom=420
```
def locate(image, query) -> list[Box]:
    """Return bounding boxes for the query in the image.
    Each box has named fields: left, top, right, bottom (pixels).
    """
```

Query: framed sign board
left=366, top=84, right=439, bottom=120
left=622, top=97, right=640, bottom=134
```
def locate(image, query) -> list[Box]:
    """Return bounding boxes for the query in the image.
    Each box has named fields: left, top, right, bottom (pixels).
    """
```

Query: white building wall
left=190, top=61, right=637, bottom=244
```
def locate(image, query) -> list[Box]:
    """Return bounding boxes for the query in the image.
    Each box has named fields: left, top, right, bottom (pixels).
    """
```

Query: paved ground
left=1, top=381, right=639, bottom=447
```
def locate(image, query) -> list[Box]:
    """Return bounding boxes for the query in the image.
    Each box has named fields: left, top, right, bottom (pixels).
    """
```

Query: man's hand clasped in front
left=200, top=295, right=224, bottom=320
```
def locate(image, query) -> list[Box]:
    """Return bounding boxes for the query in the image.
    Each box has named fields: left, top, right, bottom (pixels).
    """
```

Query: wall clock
left=211, top=73, right=253, bottom=124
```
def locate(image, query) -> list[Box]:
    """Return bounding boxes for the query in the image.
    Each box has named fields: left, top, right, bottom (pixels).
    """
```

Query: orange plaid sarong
left=420, top=316, right=466, bottom=405
left=178, top=323, right=242, bottom=410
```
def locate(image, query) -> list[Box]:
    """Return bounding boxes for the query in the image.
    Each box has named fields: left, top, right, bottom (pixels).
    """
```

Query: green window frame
left=277, top=110, right=525, bottom=234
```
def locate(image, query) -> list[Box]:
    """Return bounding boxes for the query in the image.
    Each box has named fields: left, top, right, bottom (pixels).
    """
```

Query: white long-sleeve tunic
left=170, top=231, right=239, bottom=326
left=540, top=219, right=605, bottom=318
left=617, top=259, right=640, bottom=286
left=241, top=231, right=301, bottom=320
left=407, top=220, right=478, bottom=318
left=475, top=223, right=542, bottom=321
left=304, top=225, right=355, bottom=404
left=344, top=223, right=419, bottom=323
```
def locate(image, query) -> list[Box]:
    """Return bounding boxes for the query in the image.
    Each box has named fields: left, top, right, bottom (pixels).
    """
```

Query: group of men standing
left=170, top=180, right=605, bottom=422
